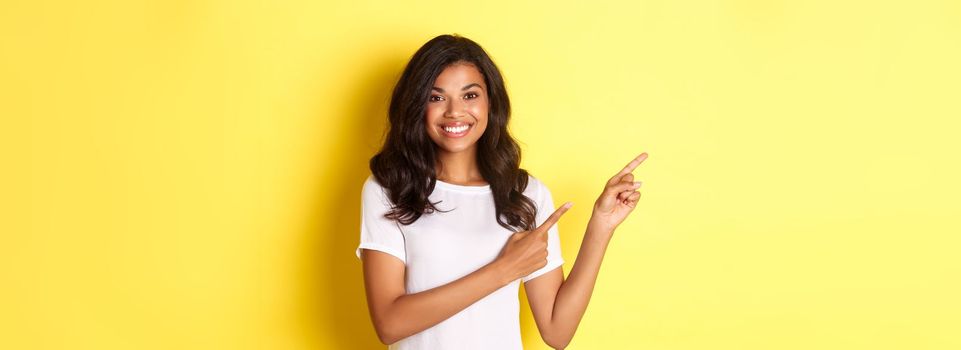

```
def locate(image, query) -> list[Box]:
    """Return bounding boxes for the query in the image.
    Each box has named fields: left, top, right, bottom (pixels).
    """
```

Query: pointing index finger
left=618, top=152, right=649, bottom=176
left=536, top=201, right=573, bottom=234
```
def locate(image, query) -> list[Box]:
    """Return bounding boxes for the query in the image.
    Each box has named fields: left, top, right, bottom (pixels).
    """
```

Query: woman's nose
left=444, top=100, right=467, bottom=118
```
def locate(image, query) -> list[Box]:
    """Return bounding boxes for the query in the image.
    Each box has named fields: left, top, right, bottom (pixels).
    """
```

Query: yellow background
left=3, top=0, right=959, bottom=349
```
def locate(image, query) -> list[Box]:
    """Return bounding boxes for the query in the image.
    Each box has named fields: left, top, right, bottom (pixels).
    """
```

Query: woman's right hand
left=492, top=202, right=573, bottom=283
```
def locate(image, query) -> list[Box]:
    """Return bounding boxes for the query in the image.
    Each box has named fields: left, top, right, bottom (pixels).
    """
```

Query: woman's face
left=425, top=62, right=489, bottom=155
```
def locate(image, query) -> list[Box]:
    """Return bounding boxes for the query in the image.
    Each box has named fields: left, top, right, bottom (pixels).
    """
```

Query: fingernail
left=634, top=181, right=642, bottom=187
left=563, top=202, right=573, bottom=208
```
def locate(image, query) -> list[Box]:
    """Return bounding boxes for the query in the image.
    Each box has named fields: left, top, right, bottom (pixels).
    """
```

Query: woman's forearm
left=547, top=219, right=614, bottom=348
left=378, top=262, right=511, bottom=344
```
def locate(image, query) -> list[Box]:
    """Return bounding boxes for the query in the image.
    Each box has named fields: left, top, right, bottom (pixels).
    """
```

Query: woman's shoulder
left=363, top=174, right=380, bottom=187
left=524, top=173, right=551, bottom=198
left=362, top=174, right=390, bottom=203
left=362, top=174, right=380, bottom=191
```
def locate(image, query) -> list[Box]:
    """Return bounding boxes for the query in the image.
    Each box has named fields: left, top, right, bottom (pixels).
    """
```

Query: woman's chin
left=436, top=142, right=476, bottom=155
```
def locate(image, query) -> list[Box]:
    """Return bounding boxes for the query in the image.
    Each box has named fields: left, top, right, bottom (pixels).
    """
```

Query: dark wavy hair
left=369, top=34, right=537, bottom=232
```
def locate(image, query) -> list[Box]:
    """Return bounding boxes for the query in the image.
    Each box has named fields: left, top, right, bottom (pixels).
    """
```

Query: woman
left=355, top=34, right=647, bottom=349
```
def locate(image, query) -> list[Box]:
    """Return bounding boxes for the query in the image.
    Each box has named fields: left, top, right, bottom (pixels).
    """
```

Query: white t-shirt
left=355, top=174, right=565, bottom=350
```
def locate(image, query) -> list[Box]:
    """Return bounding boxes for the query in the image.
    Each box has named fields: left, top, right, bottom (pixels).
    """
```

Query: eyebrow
left=431, top=83, right=483, bottom=93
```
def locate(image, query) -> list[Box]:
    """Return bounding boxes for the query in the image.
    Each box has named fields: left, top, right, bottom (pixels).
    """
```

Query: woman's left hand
left=591, top=152, right=648, bottom=233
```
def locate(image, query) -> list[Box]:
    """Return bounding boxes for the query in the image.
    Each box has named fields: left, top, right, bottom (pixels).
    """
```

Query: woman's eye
left=465, top=92, right=478, bottom=99
left=429, top=95, right=443, bottom=102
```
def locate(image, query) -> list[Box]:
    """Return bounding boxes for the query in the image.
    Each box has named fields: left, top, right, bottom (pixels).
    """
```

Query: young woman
left=355, top=34, right=647, bottom=349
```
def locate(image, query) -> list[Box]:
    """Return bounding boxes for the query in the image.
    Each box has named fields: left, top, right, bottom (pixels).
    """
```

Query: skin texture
left=360, top=61, right=648, bottom=348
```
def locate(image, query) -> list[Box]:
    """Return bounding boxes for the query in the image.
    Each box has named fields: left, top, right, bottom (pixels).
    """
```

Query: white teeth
left=442, top=124, right=469, bottom=133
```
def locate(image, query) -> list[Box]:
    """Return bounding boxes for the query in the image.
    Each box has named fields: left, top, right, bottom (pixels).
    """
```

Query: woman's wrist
left=484, top=258, right=514, bottom=287
left=586, top=216, right=616, bottom=240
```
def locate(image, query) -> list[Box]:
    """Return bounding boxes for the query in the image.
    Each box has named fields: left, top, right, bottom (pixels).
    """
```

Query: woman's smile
left=439, top=121, right=474, bottom=138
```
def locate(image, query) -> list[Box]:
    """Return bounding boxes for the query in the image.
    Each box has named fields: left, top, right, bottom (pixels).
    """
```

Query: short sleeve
left=355, top=175, right=407, bottom=264
left=522, top=177, right=565, bottom=283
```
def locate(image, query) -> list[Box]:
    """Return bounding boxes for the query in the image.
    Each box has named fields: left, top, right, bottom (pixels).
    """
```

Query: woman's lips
left=440, top=123, right=472, bottom=138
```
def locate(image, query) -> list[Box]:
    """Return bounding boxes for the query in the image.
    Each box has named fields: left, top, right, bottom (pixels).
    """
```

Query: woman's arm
left=362, top=202, right=572, bottom=345
left=524, top=220, right=615, bottom=349
left=361, top=250, right=508, bottom=344
left=525, top=152, right=648, bottom=349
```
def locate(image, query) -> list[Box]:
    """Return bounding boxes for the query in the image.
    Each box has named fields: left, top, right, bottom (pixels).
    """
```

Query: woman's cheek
left=468, top=103, right=485, bottom=116
left=425, top=107, right=440, bottom=123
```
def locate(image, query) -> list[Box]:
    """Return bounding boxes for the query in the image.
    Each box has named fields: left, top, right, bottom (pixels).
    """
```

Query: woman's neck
left=435, top=148, right=487, bottom=186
